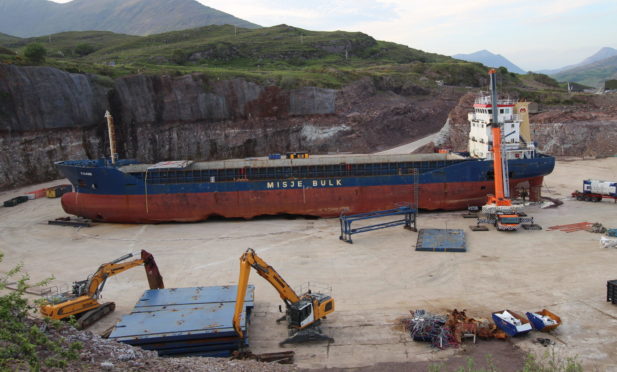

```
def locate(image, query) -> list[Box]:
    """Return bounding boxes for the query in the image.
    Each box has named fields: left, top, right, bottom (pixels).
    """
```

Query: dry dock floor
left=1, top=158, right=617, bottom=371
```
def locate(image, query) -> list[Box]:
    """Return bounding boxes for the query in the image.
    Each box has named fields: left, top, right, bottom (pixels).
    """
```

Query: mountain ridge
left=452, top=49, right=526, bottom=74
left=0, top=0, right=259, bottom=37
left=537, top=47, right=617, bottom=75
left=552, top=54, right=617, bottom=87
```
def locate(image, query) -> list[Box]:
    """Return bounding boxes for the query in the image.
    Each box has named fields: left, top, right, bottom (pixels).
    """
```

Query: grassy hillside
left=82, top=24, right=451, bottom=68
left=553, top=55, right=617, bottom=88
left=4, top=31, right=139, bottom=57
left=0, top=32, right=20, bottom=45
left=0, top=25, right=571, bottom=103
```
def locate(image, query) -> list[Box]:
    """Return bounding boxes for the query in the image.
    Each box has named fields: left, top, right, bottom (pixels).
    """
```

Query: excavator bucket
left=141, top=250, right=164, bottom=289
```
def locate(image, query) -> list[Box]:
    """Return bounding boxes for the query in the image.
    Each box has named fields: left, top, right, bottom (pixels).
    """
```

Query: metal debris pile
left=590, top=222, right=607, bottom=234
left=231, top=350, right=295, bottom=365
left=402, top=309, right=505, bottom=349
left=402, top=310, right=452, bottom=348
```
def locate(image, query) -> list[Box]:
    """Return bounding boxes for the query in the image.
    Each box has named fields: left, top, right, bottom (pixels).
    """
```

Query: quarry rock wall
left=0, top=65, right=457, bottom=189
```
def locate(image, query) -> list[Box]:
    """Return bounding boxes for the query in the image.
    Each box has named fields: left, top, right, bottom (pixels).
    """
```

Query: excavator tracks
left=77, top=302, right=116, bottom=329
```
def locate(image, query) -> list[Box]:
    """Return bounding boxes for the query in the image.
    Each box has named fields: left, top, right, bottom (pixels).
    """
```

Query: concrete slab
left=1, top=158, right=617, bottom=370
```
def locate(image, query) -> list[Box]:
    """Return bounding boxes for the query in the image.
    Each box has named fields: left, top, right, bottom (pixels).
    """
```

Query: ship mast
left=105, top=110, right=118, bottom=165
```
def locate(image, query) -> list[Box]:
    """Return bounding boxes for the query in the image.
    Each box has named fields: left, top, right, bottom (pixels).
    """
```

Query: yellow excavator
left=232, top=248, right=335, bottom=345
left=40, top=250, right=164, bottom=329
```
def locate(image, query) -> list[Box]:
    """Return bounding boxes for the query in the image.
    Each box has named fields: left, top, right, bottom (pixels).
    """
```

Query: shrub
left=171, top=49, right=188, bottom=65
left=75, top=43, right=96, bottom=57
left=0, top=252, right=81, bottom=370
left=23, top=43, right=47, bottom=63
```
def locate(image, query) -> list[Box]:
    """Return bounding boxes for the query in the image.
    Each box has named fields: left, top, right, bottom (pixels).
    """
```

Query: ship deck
left=118, top=152, right=468, bottom=172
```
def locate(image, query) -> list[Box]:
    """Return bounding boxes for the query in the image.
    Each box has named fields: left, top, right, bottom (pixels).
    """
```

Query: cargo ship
left=55, top=98, right=554, bottom=223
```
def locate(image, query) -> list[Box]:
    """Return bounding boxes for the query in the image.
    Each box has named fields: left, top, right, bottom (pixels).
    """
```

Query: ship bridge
left=467, top=95, right=535, bottom=160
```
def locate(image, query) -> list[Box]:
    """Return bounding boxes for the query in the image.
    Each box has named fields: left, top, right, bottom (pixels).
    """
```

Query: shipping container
left=583, top=179, right=617, bottom=197
left=46, top=184, right=73, bottom=198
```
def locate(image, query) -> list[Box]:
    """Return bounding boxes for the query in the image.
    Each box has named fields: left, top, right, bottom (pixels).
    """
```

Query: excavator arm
left=41, top=250, right=164, bottom=322
left=85, top=250, right=164, bottom=298
left=233, top=248, right=300, bottom=337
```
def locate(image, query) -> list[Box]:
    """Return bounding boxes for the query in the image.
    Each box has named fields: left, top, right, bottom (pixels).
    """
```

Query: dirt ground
left=1, top=157, right=617, bottom=371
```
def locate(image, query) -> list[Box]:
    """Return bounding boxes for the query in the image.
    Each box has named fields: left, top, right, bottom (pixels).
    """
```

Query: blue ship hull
left=55, top=153, right=555, bottom=223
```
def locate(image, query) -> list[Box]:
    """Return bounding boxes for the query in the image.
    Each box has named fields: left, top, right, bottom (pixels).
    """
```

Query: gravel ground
left=7, top=317, right=296, bottom=372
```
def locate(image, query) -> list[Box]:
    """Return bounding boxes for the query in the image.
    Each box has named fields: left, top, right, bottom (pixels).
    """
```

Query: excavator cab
left=289, top=300, right=315, bottom=329
left=288, top=294, right=334, bottom=329
left=72, top=279, right=89, bottom=296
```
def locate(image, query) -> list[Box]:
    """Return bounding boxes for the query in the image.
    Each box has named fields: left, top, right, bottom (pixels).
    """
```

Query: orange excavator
left=40, top=250, right=164, bottom=329
left=479, top=69, right=527, bottom=231
left=232, top=248, right=335, bottom=345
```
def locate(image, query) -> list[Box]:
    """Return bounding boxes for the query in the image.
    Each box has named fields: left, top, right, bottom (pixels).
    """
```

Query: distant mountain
left=553, top=54, right=617, bottom=87
left=0, top=0, right=259, bottom=37
left=537, top=47, right=617, bottom=75
left=452, top=50, right=526, bottom=74
left=579, top=47, right=617, bottom=66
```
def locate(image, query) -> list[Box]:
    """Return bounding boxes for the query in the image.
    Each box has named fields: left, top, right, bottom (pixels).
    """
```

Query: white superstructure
left=468, top=96, right=535, bottom=160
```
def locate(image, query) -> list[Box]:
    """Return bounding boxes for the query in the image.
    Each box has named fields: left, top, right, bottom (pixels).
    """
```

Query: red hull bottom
left=61, top=177, right=545, bottom=223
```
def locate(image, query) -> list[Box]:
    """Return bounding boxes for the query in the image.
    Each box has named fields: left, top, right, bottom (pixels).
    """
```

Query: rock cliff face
left=0, top=64, right=110, bottom=131
left=0, top=65, right=461, bottom=189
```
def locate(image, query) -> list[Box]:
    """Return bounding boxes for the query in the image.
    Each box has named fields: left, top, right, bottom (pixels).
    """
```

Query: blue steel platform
left=339, top=206, right=417, bottom=243
left=109, top=285, right=254, bottom=357
left=415, top=229, right=466, bottom=252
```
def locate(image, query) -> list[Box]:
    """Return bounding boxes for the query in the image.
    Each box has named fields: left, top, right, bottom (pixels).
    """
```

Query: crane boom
left=488, top=69, right=509, bottom=204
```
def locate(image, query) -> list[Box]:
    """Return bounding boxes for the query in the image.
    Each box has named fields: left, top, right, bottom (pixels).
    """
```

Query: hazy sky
left=49, top=0, right=617, bottom=71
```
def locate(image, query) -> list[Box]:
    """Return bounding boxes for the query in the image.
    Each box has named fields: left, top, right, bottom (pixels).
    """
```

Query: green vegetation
left=23, top=43, right=47, bottom=63
left=553, top=55, right=617, bottom=87
left=0, top=46, right=15, bottom=56
left=76, top=24, right=450, bottom=71
left=428, top=351, right=583, bottom=372
left=4, top=31, right=139, bottom=58
left=524, top=72, right=561, bottom=88
left=0, top=32, right=20, bottom=45
left=605, top=79, right=617, bottom=90
left=74, top=43, right=96, bottom=57
left=0, top=25, right=572, bottom=102
left=522, top=350, right=583, bottom=372
left=0, top=252, right=82, bottom=371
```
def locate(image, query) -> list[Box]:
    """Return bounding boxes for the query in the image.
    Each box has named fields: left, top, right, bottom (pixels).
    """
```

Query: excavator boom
left=40, top=249, right=164, bottom=325
left=232, top=248, right=335, bottom=344
left=233, top=248, right=300, bottom=337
